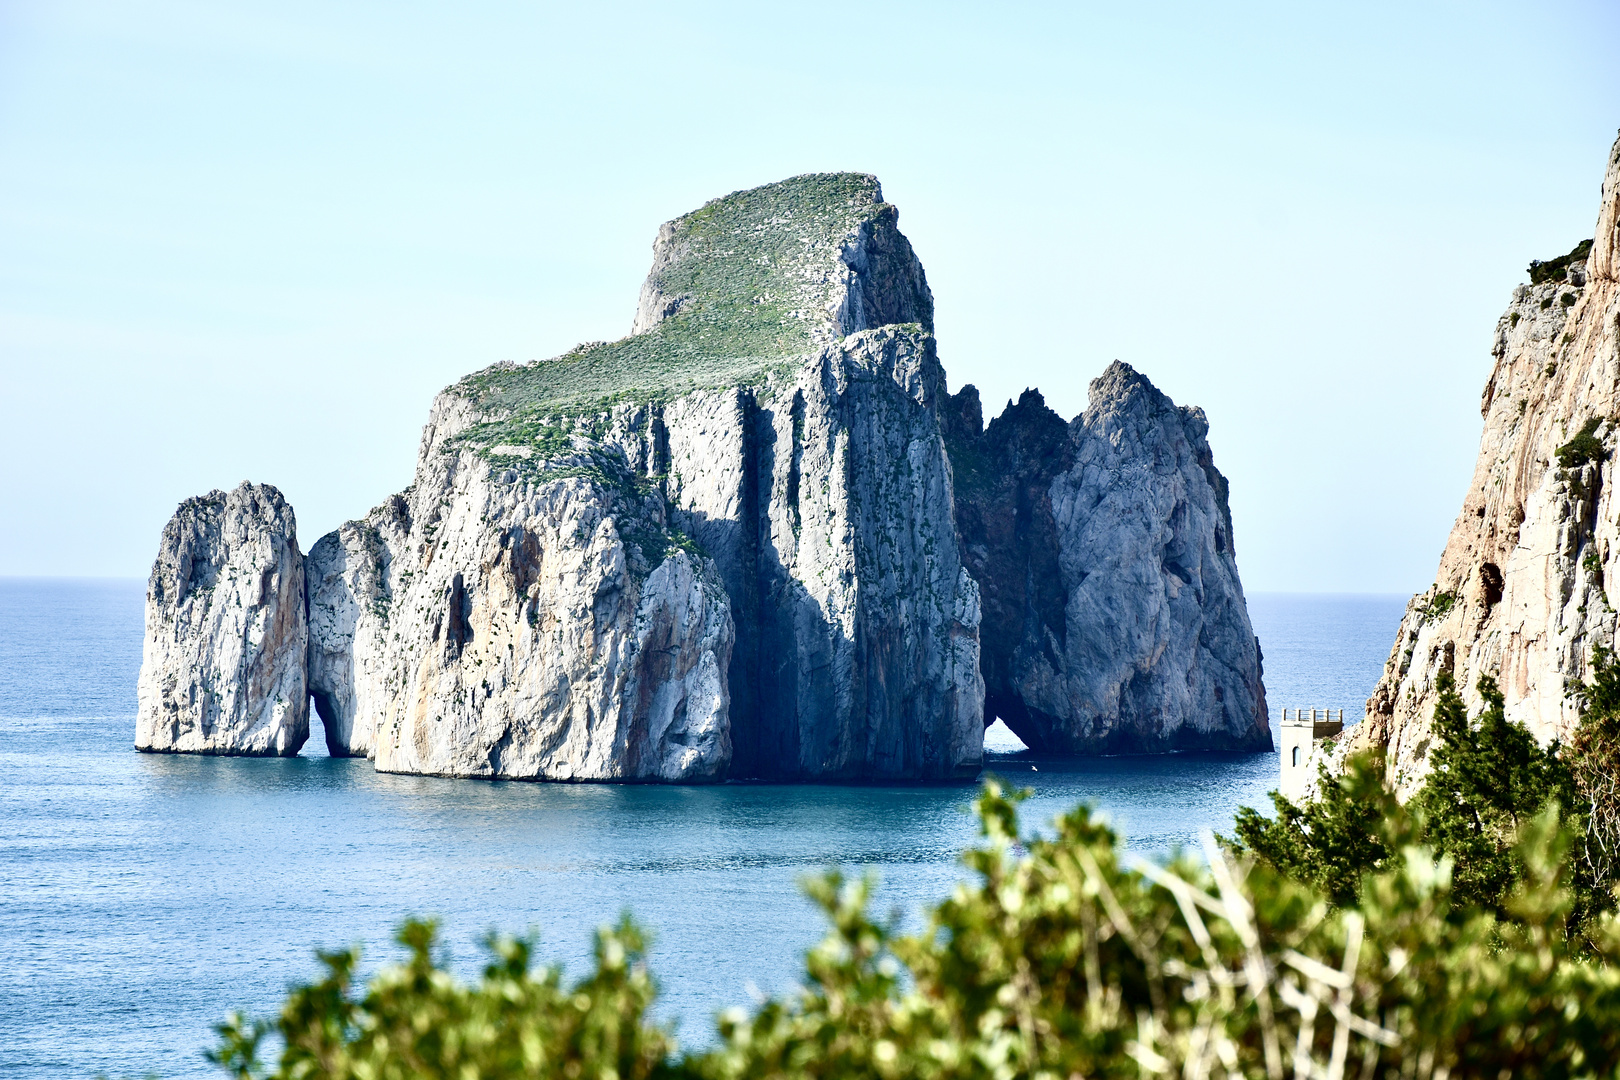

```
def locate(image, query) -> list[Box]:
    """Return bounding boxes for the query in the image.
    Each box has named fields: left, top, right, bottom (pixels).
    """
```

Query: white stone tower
left=1279, top=709, right=1344, bottom=804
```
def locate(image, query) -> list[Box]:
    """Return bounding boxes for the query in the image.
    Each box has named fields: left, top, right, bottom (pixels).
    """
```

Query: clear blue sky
left=2, top=1, right=1617, bottom=591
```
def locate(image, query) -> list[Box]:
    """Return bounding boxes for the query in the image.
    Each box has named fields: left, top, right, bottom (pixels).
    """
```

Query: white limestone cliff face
left=1351, top=133, right=1620, bottom=796
left=135, top=482, right=308, bottom=756
left=396, top=174, right=984, bottom=780
left=943, top=364, right=1269, bottom=754
left=304, top=497, right=408, bottom=757
left=305, top=419, right=734, bottom=781
left=649, top=326, right=984, bottom=779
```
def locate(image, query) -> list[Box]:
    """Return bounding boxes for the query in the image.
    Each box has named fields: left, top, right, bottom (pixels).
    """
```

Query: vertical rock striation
left=620, top=180, right=981, bottom=779
left=655, top=325, right=983, bottom=780
left=304, top=500, right=409, bottom=758
left=306, top=173, right=981, bottom=781
left=1354, top=134, right=1620, bottom=796
left=135, top=482, right=308, bottom=756
left=304, top=411, right=734, bottom=781
left=944, top=364, right=1270, bottom=754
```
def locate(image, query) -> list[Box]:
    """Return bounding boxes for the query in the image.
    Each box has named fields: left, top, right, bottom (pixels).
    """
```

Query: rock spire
left=136, top=482, right=308, bottom=756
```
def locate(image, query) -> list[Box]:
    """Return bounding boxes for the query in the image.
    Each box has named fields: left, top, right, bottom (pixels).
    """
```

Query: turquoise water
left=0, top=580, right=1405, bottom=1078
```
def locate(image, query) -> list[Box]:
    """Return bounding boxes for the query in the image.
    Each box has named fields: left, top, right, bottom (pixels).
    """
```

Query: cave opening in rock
left=983, top=717, right=1029, bottom=754
left=307, top=691, right=339, bottom=757
left=1481, top=562, right=1504, bottom=610
left=303, top=702, right=333, bottom=758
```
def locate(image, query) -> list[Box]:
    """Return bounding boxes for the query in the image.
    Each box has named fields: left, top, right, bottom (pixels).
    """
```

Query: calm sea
left=0, top=580, right=1405, bottom=1078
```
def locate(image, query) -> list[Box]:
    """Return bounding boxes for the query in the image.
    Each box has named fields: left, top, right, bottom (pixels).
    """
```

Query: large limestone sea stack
left=1352, top=133, right=1620, bottom=795
left=135, top=172, right=1271, bottom=780
left=308, top=173, right=983, bottom=782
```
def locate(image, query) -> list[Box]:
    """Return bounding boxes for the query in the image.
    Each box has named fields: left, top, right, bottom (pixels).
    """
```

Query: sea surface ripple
left=0, top=580, right=1404, bottom=1078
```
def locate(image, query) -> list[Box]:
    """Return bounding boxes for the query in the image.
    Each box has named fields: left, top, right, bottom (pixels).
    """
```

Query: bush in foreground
left=215, top=779, right=1620, bottom=1080
left=1235, top=663, right=1620, bottom=941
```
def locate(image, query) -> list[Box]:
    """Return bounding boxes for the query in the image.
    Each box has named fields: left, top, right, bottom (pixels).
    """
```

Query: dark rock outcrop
left=944, top=364, right=1270, bottom=754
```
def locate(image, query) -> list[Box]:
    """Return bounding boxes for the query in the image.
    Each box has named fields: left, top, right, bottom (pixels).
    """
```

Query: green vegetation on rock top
left=1529, top=238, right=1595, bottom=285
left=454, top=173, right=892, bottom=424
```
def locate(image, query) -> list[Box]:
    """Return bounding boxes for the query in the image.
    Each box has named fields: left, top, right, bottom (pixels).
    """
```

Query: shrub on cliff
left=215, top=780, right=1620, bottom=1080
left=1230, top=750, right=1409, bottom=907
left=1529, top=238, right=1595, bottom=285
left=1413, top=673, right=1586, bottom=915
left=1569, top=647, right=1620, bottom=891
left=1557, top=417, right=1608, bottom=469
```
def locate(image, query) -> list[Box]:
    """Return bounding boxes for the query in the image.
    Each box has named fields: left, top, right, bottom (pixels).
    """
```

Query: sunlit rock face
left=306, top=173, right=982, bottom=781
left=135, top=482, right=308, bottom=756
left=1350, top=134, right=1620, bottom=797
left=943, top=364, right=1270, bottom=755
left=304, top=507, right=403, bottom=759
left=305, top=449, right=734, bottom=782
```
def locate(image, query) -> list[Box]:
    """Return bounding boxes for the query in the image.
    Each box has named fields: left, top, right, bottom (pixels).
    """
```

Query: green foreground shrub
left=1235, top=670, right=1594, bottom=917
left=1235, top=661, right=1620, bottom=943
left=1570, top=648, right=1620, bottom=888
left=215, top=778, right=1620, bottom=1080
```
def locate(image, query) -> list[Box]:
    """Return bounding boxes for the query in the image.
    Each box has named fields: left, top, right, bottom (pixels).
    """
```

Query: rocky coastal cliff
left=1351, top=133, right=1620, bottom=795
left=307, top=174, right=981, bottom=781
left=136, top=172, right=1268, bottom=780
left=303, top=453, right=733, bottom=781
left=944, top=367, right=1270, bottom=754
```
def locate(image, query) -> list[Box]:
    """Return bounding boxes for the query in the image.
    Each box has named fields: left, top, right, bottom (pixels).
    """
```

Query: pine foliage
left=1235, top=669, right=1604, bottom=926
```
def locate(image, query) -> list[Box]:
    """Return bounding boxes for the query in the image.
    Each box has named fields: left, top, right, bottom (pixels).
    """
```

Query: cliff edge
left=1353, top=133, right=1620, bottom=795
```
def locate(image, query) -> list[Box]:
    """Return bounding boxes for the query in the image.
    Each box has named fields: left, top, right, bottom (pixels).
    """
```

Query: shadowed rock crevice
left=942, top=387, right=1074, bottom=749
